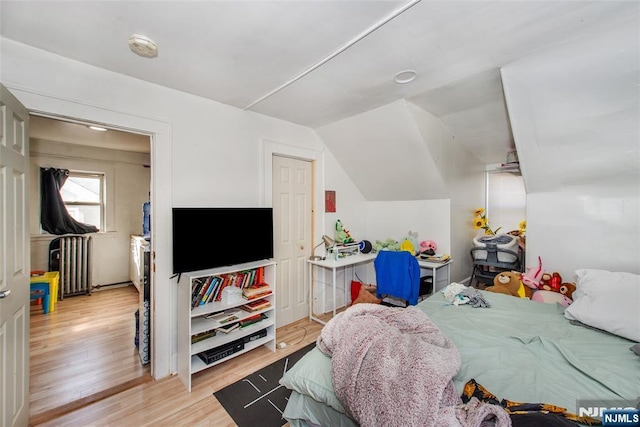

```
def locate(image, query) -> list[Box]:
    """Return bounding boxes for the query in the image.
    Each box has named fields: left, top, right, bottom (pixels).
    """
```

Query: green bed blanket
left=281, top=291, right=640, bottom=425
left=420, top=290, right=639, bottom=413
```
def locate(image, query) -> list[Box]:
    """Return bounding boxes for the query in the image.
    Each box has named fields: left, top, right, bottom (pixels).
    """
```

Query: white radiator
left=51, top=235, right=93, bottom=299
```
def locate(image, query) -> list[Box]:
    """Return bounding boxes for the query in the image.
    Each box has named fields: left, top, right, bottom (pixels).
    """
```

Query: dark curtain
left=40, top=167, right=98, bottom=235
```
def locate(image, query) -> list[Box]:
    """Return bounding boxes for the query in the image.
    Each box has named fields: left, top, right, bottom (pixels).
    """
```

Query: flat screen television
left=172, top=207, right=274, bottom=274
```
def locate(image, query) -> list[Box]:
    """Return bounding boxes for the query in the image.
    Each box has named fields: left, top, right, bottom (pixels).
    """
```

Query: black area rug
left=214, top=342, right=316, bottom=427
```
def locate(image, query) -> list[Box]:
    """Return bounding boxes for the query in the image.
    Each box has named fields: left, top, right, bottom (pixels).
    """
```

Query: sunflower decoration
left=473, top=208, right=501, bottom=236
left=518, top=220, right=526, bottom=234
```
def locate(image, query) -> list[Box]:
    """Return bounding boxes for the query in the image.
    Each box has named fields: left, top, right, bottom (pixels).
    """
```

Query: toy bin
left=472, top=235, right=518, bottom=263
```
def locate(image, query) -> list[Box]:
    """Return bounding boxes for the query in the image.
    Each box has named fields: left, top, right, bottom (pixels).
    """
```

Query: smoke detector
left=128, top=34, right=158, bottom=58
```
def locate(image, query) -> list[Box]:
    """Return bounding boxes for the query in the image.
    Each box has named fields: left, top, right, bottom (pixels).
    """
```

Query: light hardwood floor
left=29, top=286, right=323, bottom=426
left=29, top=285, right=150, bottom=424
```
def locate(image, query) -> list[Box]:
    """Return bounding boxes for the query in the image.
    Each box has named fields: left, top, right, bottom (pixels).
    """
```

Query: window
left=486, top=170, right=525, bottom=233
left=60, top=172, right=104, bottom=230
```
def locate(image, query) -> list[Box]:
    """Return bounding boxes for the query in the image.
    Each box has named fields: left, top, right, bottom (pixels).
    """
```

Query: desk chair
left=470, top=245, right=521, bottom=288
left=374, top=251, right=421, bottom=306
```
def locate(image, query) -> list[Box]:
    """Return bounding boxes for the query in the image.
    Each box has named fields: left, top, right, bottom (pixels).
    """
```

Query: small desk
left=308, top=253, right=452, bottom=325
left=30, top=271, right=60, bottom=313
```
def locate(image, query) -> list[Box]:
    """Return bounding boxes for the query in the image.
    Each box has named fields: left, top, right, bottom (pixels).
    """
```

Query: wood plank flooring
left=29, top=285, right=150, bottom=423
left=29, top=286, right=323, bottom=426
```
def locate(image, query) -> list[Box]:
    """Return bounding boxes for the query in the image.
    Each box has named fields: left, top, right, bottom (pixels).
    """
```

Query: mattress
left=280, top=291, right=640, bottom=426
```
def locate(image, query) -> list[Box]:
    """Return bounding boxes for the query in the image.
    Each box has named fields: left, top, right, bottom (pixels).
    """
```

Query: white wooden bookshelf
left=177, top=259, right=276, bottom=391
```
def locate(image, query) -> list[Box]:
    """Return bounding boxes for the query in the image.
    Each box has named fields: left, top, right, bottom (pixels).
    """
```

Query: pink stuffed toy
left=419, top=240, right=437, bottom=256
left=531, top=290, right=573, bottom=307
left=521, top=256, right=544, bottom=290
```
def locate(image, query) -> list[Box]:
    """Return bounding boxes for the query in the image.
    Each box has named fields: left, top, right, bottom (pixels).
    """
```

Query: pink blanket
left=317, top=304, right=511, bottom=427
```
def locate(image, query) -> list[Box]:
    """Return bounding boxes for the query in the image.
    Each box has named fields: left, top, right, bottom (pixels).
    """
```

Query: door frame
left=262, top=140, right=325, bottom=323
left=262, top=140, right=325, bottom=241
left=4, top=85, right=173, bottom=379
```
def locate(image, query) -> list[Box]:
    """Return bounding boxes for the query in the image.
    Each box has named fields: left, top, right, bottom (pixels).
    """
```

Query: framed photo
left=325, top=190, right=336, bottom=213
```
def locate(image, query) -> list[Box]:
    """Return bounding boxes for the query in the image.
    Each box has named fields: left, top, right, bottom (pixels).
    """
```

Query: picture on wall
left=325, top=190, right=336, bottom=213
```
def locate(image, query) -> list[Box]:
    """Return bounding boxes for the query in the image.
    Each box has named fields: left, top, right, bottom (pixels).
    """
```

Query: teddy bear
left=485, top=271, right=533, bottom=299
left=539, top=271, right=562, bottom=292
left=559, top=282, right=576, bottom=300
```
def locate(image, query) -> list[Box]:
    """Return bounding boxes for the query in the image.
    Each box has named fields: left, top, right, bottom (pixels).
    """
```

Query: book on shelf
left=240, top=313, right=268, bottom=328
left=205, top=276, right=223, bottom=304
left=191, top=329, right=216, bottom=344
left=199, top=276, right=218, bottom=306
left=243, top=282, right=271, bottom=298
left=241, top=298, right=271, bottom=312
left=205, top=309, right=243, bottom=325
left=191, top=278, right=205, bottom=307
left=216, top=322, right=240, bottom=334
left=193, top=276, right=214, bottom=308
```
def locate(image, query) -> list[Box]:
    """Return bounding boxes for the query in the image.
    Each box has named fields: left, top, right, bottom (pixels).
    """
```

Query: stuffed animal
left=400, top=231, right=419, bottom=255
left=559, top=282, right=576, bottom=300
left=485, top=271, right=533, bottom=299
left=521, top=256, right=544, bottom=290
left=531, top=290, right=572, bottom=307
left=373, top=238, right=400, bottom=252
left=539, top=272, right=561, bottom=292
left=419, top=240, right=437, bottom=256
left=335, top=219, right=354, bottom=244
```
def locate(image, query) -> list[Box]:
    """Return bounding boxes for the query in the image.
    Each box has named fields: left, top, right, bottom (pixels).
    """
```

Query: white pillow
left=565, top=269, right=640, bottom=342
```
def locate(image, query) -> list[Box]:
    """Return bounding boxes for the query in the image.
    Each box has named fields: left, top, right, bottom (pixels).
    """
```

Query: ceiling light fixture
left=88, top=125, right=108, bottom=132
left=128, top=34, right=158, bottom=58
left=394, top=70, right=417, bottom=84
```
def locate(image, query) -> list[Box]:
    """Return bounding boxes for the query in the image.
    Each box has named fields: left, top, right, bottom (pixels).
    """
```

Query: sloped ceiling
left=2, top=0, right=636, bottom=169
left=317, top=100, right=450, bottom=201
left=501, top=17, right=640, bottom=194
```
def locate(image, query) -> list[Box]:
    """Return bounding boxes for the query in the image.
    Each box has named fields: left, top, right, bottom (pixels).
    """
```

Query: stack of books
left=241, top=298, right=271, bottom=312
left=242, top=283, right=272, bottom=300
left=419, top=253, right=451, bottom=263
left=239, top=313, right=268, bottom=328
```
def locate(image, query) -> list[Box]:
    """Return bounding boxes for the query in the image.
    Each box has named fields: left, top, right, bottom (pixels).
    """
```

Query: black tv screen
left=172, top=207, right=274, bottom=274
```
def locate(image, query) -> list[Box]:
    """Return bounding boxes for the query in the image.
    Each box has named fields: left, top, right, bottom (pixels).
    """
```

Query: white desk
left=307, top=252, right=453, bottom=325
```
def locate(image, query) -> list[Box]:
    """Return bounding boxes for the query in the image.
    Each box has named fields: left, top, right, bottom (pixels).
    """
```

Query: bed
left=280, top=269, right=640, bottom=426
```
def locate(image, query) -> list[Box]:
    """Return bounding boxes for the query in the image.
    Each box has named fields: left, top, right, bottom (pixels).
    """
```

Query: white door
left=272, top=155, right=312, bottom=327
left=0, top=84, right=30, bottom=427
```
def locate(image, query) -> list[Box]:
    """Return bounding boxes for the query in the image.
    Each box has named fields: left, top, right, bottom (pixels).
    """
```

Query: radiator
left=49, top=235, right=93, bottom=299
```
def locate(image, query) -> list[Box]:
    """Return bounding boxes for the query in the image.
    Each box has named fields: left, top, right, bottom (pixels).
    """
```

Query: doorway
left=263, top=140, right=324, bottom=329
left=272, top=155, right=313, bottom=327
left=27, top=115, right=152, bottom=419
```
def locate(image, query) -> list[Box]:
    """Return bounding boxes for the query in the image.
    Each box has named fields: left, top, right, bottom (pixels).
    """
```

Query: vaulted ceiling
left=1, top=1, right=636, bottom=165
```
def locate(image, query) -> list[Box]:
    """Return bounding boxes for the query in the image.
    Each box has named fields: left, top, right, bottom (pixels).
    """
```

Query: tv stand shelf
left=177, top=259, right=277, bottom=391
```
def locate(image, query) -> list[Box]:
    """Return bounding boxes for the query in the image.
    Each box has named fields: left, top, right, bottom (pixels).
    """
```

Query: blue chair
left=374, top=251, right=421, bottom=306
left=30, top=282, right=50, bottom=314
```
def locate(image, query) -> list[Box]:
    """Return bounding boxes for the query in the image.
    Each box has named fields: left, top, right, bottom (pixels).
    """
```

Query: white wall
left=407, top=102, right=485, bottom=283
left=316, top=99, right=485, bottom=285
left=0, top=38, right=343, bottom=378
left=502, top=17, right=640, bottom=279
left=29, top=139, right=151, bottom=286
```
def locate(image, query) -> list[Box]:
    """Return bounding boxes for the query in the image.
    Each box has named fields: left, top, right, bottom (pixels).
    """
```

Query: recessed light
left=88, top=126, right=108, bottom=132
left=394, top=70, right=417, bottom=84
left=128, top=34, right=158, bottom=58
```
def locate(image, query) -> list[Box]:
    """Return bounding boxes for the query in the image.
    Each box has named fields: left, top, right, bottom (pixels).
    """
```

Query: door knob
left=0, top=289, right=11, bottom=299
